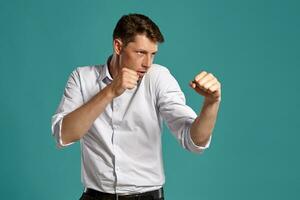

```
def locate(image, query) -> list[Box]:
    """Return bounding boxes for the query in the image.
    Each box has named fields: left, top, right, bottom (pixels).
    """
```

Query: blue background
left=1, top=0, right=299, bottom=199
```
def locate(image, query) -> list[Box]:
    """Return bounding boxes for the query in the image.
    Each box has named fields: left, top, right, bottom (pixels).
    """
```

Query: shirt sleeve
left=51, top=69, right=84, bottom=148
left=155, top=67, right=211, bottom=154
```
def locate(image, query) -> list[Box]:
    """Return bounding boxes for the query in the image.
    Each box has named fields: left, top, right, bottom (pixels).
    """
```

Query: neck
left=108, top=54, right=121, bottom=79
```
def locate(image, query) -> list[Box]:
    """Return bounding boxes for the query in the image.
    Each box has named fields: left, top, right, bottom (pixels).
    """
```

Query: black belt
left=84, top=187, right=164, bottom=200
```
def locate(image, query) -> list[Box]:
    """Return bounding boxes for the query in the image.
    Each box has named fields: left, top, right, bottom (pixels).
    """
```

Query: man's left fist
left=189, top=71, right=221, bottom=102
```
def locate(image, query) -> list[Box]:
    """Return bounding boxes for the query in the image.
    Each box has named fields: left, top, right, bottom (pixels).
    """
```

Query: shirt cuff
left=184, top=127, right=212, bottom=154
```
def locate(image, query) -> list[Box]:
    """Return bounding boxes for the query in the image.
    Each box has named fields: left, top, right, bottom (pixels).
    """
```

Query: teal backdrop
left=0, top=0, right=299, bottom=199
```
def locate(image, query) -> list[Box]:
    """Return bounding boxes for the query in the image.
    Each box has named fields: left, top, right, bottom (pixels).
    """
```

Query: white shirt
left=51, top=58, right=211, bottom=194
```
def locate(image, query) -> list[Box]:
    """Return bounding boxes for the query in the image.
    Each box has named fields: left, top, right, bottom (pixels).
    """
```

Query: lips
left=137, top=72, right=145, bottom=78
left=137, top=70, right=147, bottom=77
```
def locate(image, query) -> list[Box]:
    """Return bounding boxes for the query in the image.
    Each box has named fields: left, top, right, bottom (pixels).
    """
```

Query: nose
left=142, top=54, right=153, bottom=69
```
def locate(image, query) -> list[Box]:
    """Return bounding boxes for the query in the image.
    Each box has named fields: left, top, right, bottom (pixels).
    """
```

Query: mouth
left=137, top=70, right=147, bottom=78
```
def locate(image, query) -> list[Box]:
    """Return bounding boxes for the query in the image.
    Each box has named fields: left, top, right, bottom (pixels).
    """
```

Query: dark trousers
left=79, top=188, right=164, bottom=200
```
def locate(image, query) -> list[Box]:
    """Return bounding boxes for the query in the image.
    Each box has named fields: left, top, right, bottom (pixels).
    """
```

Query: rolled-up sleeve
left=51, top=69, right=84, bottom=148
left=184, top=128, right=212, bottom=153
left=155, top=67, right=211, bottom=154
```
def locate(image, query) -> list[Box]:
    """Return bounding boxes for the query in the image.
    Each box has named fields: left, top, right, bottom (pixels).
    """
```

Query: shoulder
left=146, top=63, right=179, bottom=83
left=148, top=64, right=170, bottom=74
left=146, top=63, right=173, bottom=81
left=144, top=63, right=181, bottom=94
left=73, top=65, right=102, bottom=75
left=69, top=65, right=103, bottom=80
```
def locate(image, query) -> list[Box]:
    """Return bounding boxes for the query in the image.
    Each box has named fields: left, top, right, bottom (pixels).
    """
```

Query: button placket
left=112, top=97, right=122, bottom=190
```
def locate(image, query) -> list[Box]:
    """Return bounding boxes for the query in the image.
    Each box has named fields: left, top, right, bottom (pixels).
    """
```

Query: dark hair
left=113, top=13, right=164, bottom=46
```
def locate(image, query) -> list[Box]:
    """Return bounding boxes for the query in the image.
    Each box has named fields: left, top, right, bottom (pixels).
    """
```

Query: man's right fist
left=108, top=67, right=139, bottom=97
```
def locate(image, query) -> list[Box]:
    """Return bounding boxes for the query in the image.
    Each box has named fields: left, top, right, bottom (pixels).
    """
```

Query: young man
left=52, top=13, right=221, bottom=200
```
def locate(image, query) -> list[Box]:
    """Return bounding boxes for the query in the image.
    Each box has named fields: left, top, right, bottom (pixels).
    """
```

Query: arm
left=190, top=100, right=220, bottom=146
left=61, top=86, right=114, bottom=144
left=61, top=67, right=139, bottom=145
left=189, top=71, right=222, bottom=147
left=154, top=67, right=207, bottom=153
left=51, top=67, right=139, bottom=146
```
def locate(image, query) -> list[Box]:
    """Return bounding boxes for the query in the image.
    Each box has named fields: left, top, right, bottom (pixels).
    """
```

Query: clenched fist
left=190, top=71, right=221, bottom=103
left=109, top=67, right=139, bottom=97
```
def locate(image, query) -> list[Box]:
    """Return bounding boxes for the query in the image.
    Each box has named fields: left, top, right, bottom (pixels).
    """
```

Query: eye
left=136, top=51, right=145, bottom=57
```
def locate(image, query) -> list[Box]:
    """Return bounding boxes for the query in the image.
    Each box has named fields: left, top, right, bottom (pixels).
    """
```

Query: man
left=52, top=13, right=221, bottom=200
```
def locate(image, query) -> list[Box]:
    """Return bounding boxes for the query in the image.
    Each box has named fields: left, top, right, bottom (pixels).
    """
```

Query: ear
left=113, top=39, right=123, bottom=55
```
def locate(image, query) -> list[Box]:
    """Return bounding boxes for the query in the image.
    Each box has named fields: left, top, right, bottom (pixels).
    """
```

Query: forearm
left=61, top=85, right=114, bottom=144
left=190, top=99, right=220, bottom=146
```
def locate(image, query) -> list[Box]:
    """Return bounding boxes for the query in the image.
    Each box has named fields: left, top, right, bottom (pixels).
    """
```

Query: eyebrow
left=136, top=49, right=158, bottom=54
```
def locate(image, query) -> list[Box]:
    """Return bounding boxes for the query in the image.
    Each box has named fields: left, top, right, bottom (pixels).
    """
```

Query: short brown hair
left=113, top=13, right=164, bottom=46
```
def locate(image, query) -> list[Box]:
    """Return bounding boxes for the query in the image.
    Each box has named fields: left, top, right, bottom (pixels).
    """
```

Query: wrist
left=104, top=85, right=116, bottom=99
left=204, top=97, right=221, bottom=105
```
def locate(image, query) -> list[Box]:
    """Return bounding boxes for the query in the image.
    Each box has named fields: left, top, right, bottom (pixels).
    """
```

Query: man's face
left=117, top=34, right=158, bottom=79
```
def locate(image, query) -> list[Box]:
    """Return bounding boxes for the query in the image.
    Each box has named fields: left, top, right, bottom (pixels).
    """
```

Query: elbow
left=61, top=124, right=81, bottom=145
left=184, top=129, right=212, bottom=154
left=54, top=129, right=78, bottom=149
left=52, top=119, right=79, bottom=149
left=52, top=114, right=78, bottom=149
left=190, top=130, right=212, bottom=147
left=192, top=136, right=211, bottom=147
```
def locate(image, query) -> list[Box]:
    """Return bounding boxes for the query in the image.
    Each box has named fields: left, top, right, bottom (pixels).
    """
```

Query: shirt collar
left=98, top=55, right=113, bottom=84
